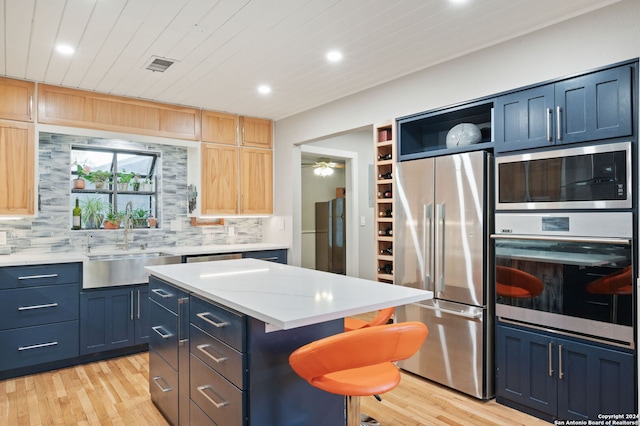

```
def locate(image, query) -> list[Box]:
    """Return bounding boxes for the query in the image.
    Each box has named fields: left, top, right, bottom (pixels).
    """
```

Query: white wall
left=274, top=0, right=640, bottom=269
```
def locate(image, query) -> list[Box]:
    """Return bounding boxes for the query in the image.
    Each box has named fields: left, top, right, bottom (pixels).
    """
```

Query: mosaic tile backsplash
left=0, top=132, right=262, bottom=255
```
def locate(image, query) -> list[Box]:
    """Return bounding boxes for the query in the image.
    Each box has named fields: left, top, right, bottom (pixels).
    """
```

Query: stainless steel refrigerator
left=315, top=198, right=346, bottom=275
left=395, top=150, right=494, bottom=399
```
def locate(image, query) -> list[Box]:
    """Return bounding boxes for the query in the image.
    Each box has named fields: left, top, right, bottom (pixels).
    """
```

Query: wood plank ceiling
left=0, top=0, right=622, bottom=120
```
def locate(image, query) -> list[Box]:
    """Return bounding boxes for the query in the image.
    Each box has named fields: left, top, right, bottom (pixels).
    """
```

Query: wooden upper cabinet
left=241, top=116, right=272, bottom=148
left=38, top=85, right=201, bottom=141
left=240, top=148, right=273, bottom=215
left=201, top=143, right=239, bottom=215
left=0, top=119, right=35, bottom=215
left=202, top=111, right=239, bottom=145
left=0, top=77, right=35, bottom=122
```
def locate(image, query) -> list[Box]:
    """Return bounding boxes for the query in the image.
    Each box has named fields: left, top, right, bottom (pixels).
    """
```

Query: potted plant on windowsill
left=140, top=178, right=153, bottom=192
left=80, top=197, right=107, bottom=229
left=132, top=208, right=148, bottom=228
left=117, top=170, right=134, bottom=191
left=87, top=170, right=111, bottom=190
left=73, top=164, right=89, bottom=189
left=103, top=206, right=123, bottom=229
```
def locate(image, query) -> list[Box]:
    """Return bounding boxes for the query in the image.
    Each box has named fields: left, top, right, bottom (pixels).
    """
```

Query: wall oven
left=496, top=141, right=631, bottom=210
left=493, top=212, right=634, bottom=347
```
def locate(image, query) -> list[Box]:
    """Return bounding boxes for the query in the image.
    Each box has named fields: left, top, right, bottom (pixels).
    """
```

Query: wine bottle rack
left=374, top=121, right=396, bottom=283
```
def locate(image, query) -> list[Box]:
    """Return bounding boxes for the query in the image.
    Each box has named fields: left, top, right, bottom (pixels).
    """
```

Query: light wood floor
left=0, top=352, right=547, bottom=426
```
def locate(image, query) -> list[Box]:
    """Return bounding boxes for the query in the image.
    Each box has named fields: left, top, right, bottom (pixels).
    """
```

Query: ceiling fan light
left=314, top=166, right=334, bottom=177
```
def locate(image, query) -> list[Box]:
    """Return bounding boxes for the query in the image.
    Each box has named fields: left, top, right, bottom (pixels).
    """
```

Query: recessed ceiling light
left=449, top=0, right=469, bottom=4
left=326, top=50, right=343, bottom=63
left=257, top=85, right=271, bottom=95
left=55, top=44, right=75, bottom=55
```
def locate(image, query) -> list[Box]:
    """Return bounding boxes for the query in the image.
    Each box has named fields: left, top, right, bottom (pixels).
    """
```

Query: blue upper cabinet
left=495, top=64, right=633, bottom=153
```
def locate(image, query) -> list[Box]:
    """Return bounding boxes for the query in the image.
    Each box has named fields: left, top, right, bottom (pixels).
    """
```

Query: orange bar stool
left=344, top=307, right=395, bottom=332
left=496, top=265, right=544, bottom=299
left=289, top=321, right=428, bottom=426
left=586, top=265, right=632, bottom=322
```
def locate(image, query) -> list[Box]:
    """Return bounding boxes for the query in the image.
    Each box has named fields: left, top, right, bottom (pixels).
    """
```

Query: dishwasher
left=184, top=253, right=242, bottom=263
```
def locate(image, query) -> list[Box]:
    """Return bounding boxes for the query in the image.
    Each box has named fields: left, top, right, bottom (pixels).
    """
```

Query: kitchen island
left=145, top=258, right=432, bottom=426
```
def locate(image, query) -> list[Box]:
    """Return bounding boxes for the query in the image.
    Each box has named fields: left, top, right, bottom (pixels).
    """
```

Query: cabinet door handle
left=18, top=302, right=58, bottom=311
left=558, top=344, right=564, bottom=380
left=556, top=106, right=562, bottom=141
left=152, top=326, right=173, bottom=339
left=130, top=290, right=134, bottom=320
left=137, top=289, right=141, bottom=320
left=178, top=297, right=189, bottom=345
left=151, top=288, right=172, bottom=298
left=18, top=341, right=58, bottom=351
left=197, top=344, right=228, bottom=364
left=152, top=376, right=173, bottom=393
left=197, top=385, right=229, bottom=408
left=18, top=273, right=58, bottom=280
left=546, top=108, right=552, bottom=141
left=548, top=342, right=554, bottom=377
left=197, top=312, right=229, bottom=328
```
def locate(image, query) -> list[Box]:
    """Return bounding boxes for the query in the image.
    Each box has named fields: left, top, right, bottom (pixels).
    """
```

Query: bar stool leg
left=346, top=395, right=361, bottom=426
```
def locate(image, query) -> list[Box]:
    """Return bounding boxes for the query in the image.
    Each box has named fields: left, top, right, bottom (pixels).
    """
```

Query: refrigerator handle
left=423, top=204, right=433, bottom=288
left=435, top=203, right=445, bottom=293
left=415, top=302, right=482, bottom=319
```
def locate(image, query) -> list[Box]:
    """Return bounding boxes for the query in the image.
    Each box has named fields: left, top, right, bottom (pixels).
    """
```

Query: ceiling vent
left=144, top=56, right=178, bottom=72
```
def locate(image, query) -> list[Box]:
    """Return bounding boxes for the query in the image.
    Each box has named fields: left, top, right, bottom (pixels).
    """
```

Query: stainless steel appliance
left=315, top=198, right=346, bottom=274
left=493, top=212, right=634, bottom=347
left=495, top=141, right=631, bottom=210
left=395, top=150, right=494, bottom=399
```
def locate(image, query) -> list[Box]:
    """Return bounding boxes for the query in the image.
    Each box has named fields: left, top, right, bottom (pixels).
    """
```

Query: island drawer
left=190, top=353, right=244, bottom=426
left=0, top=321, right=79, bottom=371
left=149, top=349, right=179, bottom=426
left=191, top=296, right=246, bottom=352
left=190, top=400, right=217, bottom=426
left=0, top=283, right=79, bottom=330
left=149, top=300, right=178, bottom=370
left=190, top=323, right=246, bottom=390
left=0, top=263, right=81, bottom=290
left=149, top=277, right=187, bottom=314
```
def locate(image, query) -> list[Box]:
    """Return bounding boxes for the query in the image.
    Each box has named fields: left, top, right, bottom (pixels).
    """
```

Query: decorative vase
left=95, top=181, right=106, bottom=190
left=117, top=183, right=129, bottom=192
left=147, top=217, right=157, bottom=228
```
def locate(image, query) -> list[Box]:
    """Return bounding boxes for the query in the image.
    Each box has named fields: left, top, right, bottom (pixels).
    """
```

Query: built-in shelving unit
left=374, top=121, right=396, bottom=283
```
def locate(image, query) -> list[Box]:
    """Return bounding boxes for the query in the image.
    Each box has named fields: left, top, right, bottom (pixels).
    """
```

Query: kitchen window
left=70, top=146, right=160, bottom=229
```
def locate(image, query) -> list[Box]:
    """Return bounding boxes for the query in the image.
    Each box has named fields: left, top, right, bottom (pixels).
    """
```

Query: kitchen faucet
left=122, top=201, right=134, bottom=251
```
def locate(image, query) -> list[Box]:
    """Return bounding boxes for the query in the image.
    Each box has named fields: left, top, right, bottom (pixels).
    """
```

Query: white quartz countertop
left=0, top=243, right=288, bottom=267
left=146, top=258, right=433, bottom=330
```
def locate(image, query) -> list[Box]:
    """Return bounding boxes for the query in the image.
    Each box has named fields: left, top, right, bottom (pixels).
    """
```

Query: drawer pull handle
left=18, top=341, right=58, bottom=351
left=197, top=344, right=228, bottom=363
left=197, top=385, right=228, bottom=408
left=18, top=302, right=59, bottom=311
left=152, top=376, right=173, bottom=393
left=18, top=273, right=58, bottom=280
left=152, top=326, right=173, bottom=339
left=151, top=288, right=172, bottom=298
left=197, top=312, right=229, bottom=328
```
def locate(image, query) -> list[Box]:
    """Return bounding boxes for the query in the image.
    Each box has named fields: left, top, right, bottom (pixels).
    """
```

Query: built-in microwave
left=495, top=141, right=632, bottom=210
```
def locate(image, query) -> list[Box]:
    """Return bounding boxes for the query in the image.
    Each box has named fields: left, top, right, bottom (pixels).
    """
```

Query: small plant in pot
left=87, top=170, right=111, bottom=190
left=80, top=197, right=107, bottom=229
left=132, top=208, right=148, bottom=228
left=73, top=164, right=89, bottom=189
left=140, top=178, right=153, bottom=192
left=117, top=170, right=135, bottom=191
left=103, top=206, right=123, bottom=229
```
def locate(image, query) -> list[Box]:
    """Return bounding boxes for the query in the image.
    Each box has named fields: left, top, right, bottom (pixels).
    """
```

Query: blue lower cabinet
left=242, top=249, right=287, bottom=264
left=80, top=284, right=149, bottom=355
left=496, top=322, right=635, bottom=421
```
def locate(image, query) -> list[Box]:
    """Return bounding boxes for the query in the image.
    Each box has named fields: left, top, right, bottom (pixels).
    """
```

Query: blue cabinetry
left=494, top=64, right=633, bottom=153
left=0, top=263, right=81, bottom=377
left=80, top=284, right=149, bottom=355
left=242, top=248, right=287, bottom=264
left=496, top=322, right=635, bottom=421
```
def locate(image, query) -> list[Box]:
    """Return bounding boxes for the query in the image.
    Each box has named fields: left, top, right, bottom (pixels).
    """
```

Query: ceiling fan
left=302, top=157, right=345, bottom=177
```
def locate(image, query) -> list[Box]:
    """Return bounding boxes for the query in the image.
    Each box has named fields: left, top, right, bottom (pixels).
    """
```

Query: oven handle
left=490, top=234, right=631, bottom=245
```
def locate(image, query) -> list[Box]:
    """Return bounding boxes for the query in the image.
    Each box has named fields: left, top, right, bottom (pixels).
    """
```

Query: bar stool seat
left=344, top=307, right=395, bottom=332
left=496, top=265, right=544, bottom=299
left=289, top=321, right=428, bottom=426
left=586, top=265, right=632, bottom=322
